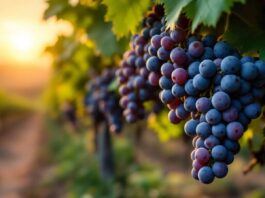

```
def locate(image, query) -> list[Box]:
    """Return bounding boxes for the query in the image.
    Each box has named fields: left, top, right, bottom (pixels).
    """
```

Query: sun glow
left=8, top=28, right=37, bottom=61
left=0, top=20, right=72, bottom=67
left=10, top=31, right=35, bottom=54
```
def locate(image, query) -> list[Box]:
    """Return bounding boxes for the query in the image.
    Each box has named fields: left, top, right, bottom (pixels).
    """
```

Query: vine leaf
left=161, top=0, right=193, bottom=29
left=224, top=0, right=265, bottom=59
left=87, top=6, right=128, bottom=56
left=43, top=0, right=68, bottom=20
left=162, top=0, right=246, bottom=32
left=102, top=0, right=151, bottom=37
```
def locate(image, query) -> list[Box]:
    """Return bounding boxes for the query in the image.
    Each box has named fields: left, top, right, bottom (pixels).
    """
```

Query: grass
left=0, top=89, right=35, bottom=118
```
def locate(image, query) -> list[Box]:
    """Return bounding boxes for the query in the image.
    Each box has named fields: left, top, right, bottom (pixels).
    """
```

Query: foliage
left=44, top=118, right=165, bottom=197
left=148, top=111, right=184, bottom=142
left=102, top=0, right=151, bottom=37
left=43, top=0, right=265, bottom=188
left=44, top=0, right=127, bottom=56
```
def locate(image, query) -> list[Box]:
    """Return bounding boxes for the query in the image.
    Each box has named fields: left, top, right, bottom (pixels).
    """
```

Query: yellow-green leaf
left=102, top=0, right=151, bottom=37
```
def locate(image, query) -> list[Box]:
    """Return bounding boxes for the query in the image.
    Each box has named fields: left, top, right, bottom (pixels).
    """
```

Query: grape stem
left=243, top=158, right=258, bottom=175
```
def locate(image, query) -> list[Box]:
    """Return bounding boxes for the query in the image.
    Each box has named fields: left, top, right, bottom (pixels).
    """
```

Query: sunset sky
left=0, top=0, right=72, bottom=68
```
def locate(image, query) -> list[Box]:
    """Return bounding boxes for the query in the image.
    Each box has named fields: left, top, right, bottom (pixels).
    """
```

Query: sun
left=7, top=28, right=38, bottom=62
left=10, top=31, right=35, bottom=54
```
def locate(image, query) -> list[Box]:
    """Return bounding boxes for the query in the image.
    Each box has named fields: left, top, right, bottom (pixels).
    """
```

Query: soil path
left=0, top=114, right=44, bottom=198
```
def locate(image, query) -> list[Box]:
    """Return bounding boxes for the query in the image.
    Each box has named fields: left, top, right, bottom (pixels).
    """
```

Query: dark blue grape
left=175, top=104, right=189, bottom=119
left=146, top=56, right=161, bottom=71
left=206, top=109, right=222, bottom=125
left=188, top=61, right=200, bottom=77
left=184, top=119, right=200, bottom=136
left=199, top=59, right=217, bottom=78
left=196, top=122, right=211, bottom=138
left=193, top=74, right=210, bottom=91
left=198, top=166, right=215, bottom=184
left=202, top=35, right=216, bottom=47
left=212, top=123, right=226, bottom=138
left=204, top=135, right=220, bottom=149
left=213, top=41, right=233, bottom=58
left=161, top=62, right=174, bottom=78
left=172, top=84, right=186, bottom=97
left=211, top=145, right=228, bottom=161
left=212, top=162, right=228, bottom=178
left=184, top=97, right=197, bottom=112
left=221, top=56, right=241, bottom=74
left=241, top=62, right=258, bottom=80
left=244, top=103, right=262, bottom=119
left=159, top=76, right=173, bottom=89
left=221, top=75, right=241, bottom=93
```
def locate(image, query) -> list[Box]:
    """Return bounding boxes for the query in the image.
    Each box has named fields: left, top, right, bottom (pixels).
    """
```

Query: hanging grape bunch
left=116, top=5, right=164, bottom=123
left=85, top=69, right=123, bottom=134
left=145, top=15, right=265, bottom=184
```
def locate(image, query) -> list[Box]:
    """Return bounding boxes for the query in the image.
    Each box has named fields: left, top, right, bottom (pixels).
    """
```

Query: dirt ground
left=0, top=65, right=49, bottom=198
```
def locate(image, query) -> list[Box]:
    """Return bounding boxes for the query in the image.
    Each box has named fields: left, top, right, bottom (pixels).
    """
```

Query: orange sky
left=0, top=0, right=72, bottom=68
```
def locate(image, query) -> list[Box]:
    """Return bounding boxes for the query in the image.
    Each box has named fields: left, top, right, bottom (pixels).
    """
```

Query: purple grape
left=171, top=68, right=188, bottom=85
left=161, top=36, right=175, bottom=50
left=170, top=29, right=186, bottom=43
left=195, top=148, right=210, bottom=164
left=188, top=41, right=204, bottom=58
left=151, top=34, right=162, bottom=48
left=222, top=107, right=239, bottom=122
left=148, top=72, right=160, bottom=86
left=175, top=104, right=189, bottom=119
left=212, top=91, right=231, bottom=111
left=170, top=47, right=188, bottom=66
left=196, top=97, right=212, bottom=113
left=161, top=62, right=174, bottom=78
left=168, top=109, right=181, bottom=124
left=226, top=122, right=244, bottom=140
left=204, top=135, right=220, bottom=149
left=157, top=47, right=170, bottom=60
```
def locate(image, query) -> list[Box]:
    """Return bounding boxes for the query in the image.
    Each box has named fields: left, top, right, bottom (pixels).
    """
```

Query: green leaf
left=162, top=0, right=246, bottom=31
left=44, top=0, right=69, bottom=20
left=86, top=6, right=128, bottom=56
left=162, top=0, right=193, bottom=29
left=185, top=0, right=242, bottom=32
left=102, top=0, right=151, bottom=37
left=224, top=1, right=265, bottom=60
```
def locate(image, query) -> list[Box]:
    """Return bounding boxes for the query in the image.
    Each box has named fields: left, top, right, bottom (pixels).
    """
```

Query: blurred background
left=0, top=0, right=265, bottom=198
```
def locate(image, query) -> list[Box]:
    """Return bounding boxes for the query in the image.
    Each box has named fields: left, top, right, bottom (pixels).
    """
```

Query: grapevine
left=117, top=6, right=265, bottom=184
left=44, top=0, right=265, bottom=191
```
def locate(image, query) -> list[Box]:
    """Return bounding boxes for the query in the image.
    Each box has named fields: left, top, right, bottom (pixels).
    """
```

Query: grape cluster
left=85, top=69, right=123, bottom=133
left=116, top=5, right=164, bottom=123
left=146, top=20, right=265, bottom=183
